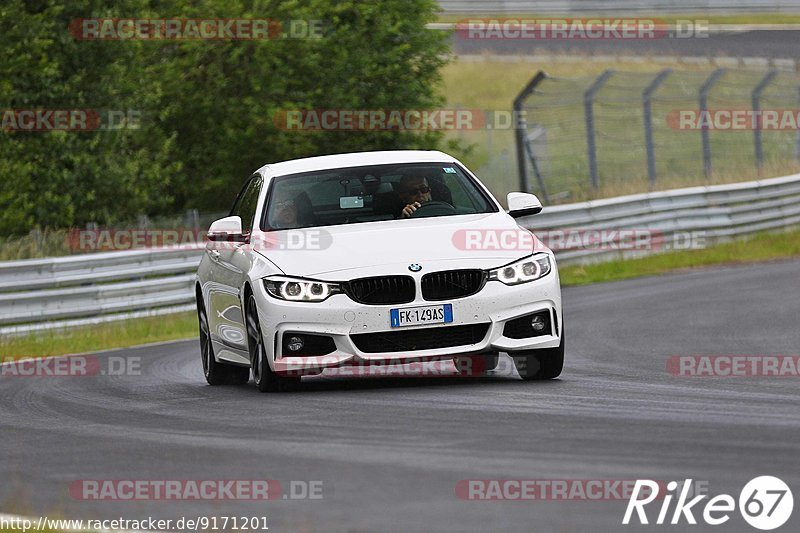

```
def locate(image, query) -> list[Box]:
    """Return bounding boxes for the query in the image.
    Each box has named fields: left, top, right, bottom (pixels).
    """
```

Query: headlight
left=487, top=254, right=551, bottom=285
left=263, top=276, right=341, bottom=302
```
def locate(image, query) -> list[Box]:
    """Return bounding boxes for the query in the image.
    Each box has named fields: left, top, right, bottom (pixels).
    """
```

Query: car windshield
left=261, top=162, right=497, bottom=230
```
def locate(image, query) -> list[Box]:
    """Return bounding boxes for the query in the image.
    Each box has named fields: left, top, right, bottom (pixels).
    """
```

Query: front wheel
left=246, top=294, right=301, bottom=393
left=510, top=332, right=564, bottom=381
left=197, top=297, right=250, bottom=385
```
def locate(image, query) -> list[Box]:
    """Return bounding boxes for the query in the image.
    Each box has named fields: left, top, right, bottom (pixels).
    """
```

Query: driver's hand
left=401, top=202, right=421, bottom=218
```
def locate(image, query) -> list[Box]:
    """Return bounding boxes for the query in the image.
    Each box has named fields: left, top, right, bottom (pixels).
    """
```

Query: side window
left=442, top=174, right=470, bottom=206
left=442, top=172, right=487, bottom=213
left=229, top=175, right=263, bottom=235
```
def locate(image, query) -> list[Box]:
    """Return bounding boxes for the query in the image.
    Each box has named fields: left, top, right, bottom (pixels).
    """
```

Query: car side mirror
left=507, top=192, right=543, bottom=218
left=207, top=215, right=245, bottom=242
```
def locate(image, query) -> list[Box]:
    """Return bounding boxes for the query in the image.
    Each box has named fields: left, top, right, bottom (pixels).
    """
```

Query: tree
left=0, top=0, right=451, bottom=234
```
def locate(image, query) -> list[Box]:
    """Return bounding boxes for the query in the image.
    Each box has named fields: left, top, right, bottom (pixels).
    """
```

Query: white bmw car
left=196, top=150, right=563, bottom=392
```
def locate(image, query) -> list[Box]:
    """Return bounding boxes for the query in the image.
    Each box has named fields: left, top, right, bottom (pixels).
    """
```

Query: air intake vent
left=351, top=323, right=490, bottom=353
left=344, top=276, right=415, bottom=305
left=421, top=269, right=486, bottom=301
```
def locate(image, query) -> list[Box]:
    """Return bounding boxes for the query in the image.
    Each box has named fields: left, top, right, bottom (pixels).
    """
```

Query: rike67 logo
left=623, top=476, right=793, bottom=530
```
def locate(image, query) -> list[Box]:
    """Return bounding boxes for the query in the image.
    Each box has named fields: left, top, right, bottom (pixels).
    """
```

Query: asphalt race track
left=2, top=260, right=799, bottom=532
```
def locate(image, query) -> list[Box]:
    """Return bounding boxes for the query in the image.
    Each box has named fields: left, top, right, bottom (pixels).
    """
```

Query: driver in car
left=399, top=175, right=432, bottom=218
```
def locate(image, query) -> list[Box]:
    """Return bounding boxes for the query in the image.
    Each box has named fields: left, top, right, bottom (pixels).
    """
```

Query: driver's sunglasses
left=404, top=185, right=431, bottom=195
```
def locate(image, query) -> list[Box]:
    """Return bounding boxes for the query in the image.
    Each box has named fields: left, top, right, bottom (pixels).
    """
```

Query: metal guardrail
left=0, top=245, right=204, bottom=335
left=1, top=172, right=798, bottom=334
left=518, top=172, right=800, bottom=263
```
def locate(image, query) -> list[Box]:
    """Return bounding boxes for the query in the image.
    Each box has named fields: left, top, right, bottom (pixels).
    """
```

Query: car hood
left=253, top=212, right=547, bottom=279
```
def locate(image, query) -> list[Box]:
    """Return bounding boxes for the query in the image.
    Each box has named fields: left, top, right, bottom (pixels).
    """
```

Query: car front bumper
left=251, top=266, right=563, bottom=376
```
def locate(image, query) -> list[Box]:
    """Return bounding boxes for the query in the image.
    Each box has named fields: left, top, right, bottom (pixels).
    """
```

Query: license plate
left=390, top=304, right=453, bottom=328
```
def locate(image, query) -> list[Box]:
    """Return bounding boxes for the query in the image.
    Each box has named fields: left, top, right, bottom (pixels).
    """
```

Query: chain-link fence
left=515, top=68, right=800, bottom=203
left=439, top=0, right=800, bottom=13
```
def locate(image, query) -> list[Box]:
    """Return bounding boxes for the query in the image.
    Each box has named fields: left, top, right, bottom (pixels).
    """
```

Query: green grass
left=559, top=228, right=800, bottom=286
left=0, top=311, right=198, bottom=360
left=0, top=228, right=73, bottom=260
left=1, top=229, right=799, bottom=359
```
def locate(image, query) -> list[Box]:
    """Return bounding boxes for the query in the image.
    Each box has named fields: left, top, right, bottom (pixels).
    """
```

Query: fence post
left=752, top=70, right=778, bottom=177
left=642, top=69, right=671, bottom=189
left=186, top=209, right=200, bottom=231
left=584, top=69, right=614, bottom=191
left=795, top=87, right=800, bottom=163
left=29, top=228, right=43, bottom=255
left=521, top=133, right=549, bottom=203
left=513, top=71, right=547, bottom=196
left=699, top=68, right=726, bottom=180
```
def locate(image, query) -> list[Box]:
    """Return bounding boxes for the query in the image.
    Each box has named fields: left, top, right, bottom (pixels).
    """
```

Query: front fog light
left=287, top=336, right=304, bottom=352
left=530, top=315, right=546, bottom=332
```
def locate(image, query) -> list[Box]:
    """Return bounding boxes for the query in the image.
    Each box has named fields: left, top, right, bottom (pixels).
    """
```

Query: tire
left=453, top=354, right=499, bottom=377
left=246, top=294, right=301, bottom=393
left=197, top=296, right=250, bottom=386
left=510, top=331, right=564, bottom=381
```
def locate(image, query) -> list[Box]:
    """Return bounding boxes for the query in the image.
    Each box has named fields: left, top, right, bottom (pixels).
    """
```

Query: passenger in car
left=269, top=190, right=313, bottom=229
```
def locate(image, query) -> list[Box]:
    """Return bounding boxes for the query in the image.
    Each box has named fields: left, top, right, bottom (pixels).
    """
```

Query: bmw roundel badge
left=408, top=263, right=422, bottom=272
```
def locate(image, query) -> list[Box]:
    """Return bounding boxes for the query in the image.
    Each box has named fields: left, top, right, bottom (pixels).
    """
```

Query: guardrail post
left=514, top=71, right=548, bottom=196
left=643, top=69, right=671, bottom=189
left=699, top=68, right=726, bottom=180
left=584, top=69, right=614, bottom=191
left=752, top=70, right=778, bottom=177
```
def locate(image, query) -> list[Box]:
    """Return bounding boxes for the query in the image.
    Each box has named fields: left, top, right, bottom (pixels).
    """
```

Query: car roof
left=256, top=150, right=457, bottom=178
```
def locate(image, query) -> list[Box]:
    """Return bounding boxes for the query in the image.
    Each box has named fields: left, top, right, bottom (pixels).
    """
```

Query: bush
left=0, top=0, right=450, bottom=234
